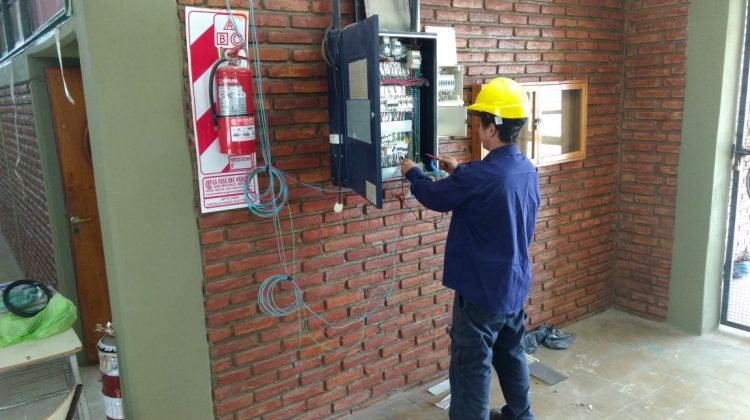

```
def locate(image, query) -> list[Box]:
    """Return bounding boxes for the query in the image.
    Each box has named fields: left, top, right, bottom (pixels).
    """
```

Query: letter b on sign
left=214, top=14, right=246, bottom=48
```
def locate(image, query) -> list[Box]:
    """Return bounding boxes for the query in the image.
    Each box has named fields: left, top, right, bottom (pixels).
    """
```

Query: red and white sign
left=186, top=7, right=259, bottom=213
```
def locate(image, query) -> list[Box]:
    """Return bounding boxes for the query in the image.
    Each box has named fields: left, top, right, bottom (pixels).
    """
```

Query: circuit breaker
left=326, top=15, right=438, bottom=208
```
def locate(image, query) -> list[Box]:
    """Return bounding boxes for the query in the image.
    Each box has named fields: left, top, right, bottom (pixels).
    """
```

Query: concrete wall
left=72, top=0, right=214, bottom=417
left=669, top=0, right=745, bottom=334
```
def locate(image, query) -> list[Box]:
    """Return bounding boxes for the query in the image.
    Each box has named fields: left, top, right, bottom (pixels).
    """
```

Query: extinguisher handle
left=208, top=57, right=230, bottom=127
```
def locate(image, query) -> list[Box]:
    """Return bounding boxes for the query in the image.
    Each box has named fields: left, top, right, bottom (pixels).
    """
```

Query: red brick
left=291, top=15, right=330, bottom=29
left=282, top=382, right=325, bottom=405
left=215, top=394, right=254, bottom=415
left=323, top=235, right=363, bottom=252
left=324, top=368, right=365, bottom=390
left=233, top=342, right=281, bottom=365
left=198, top=211, right=249, bottom=228
left=202, top=242, right=253, bottom=261
left=228, top=252, right=279, bottom=272
left=264, top=0, right=309, bottom=11
left=332, top=390, right=370, bottom=412
left=325, top=290, right=364, bottom=309
left=204, top=263, right=227, bottom=279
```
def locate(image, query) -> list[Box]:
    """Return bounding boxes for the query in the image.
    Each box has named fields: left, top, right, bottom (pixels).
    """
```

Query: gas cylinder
left=96, top=322, right=124, bottom=420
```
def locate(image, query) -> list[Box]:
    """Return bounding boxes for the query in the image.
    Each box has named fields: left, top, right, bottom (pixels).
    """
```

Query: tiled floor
left=349, top=309, right=750, bottom=420
left=0, top=231, right=105, bottom=419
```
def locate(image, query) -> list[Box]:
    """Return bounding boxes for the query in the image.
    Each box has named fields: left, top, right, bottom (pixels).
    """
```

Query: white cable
left=9, top=69, right=25, bottom=199
left=55, top=28, right=75, bottom=104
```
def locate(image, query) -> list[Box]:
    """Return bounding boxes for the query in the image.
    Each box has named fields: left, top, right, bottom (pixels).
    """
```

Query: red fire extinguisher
left=208, top=54, right=256, bottom=156
left=96, top=322, right=124, bottom=420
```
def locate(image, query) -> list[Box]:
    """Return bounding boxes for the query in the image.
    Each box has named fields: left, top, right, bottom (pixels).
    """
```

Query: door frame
left=22, top=27, right=91, bottom=363
left=721, top=5, right=750, bottom=332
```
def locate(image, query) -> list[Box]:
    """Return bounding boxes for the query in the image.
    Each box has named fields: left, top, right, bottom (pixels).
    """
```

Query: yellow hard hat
left=467, top=77, right=530, bottom=119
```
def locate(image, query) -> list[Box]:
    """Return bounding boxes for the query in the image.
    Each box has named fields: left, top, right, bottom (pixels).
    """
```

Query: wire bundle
left=243, top=165, right=287, bottom=218
left=222, top=0, right=403, bottom=352
left=380, top=77, right=428, bottom=87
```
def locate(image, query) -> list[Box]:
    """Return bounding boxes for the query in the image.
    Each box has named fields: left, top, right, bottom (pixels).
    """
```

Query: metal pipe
left=333, top=0, right=341, bottom=30
left=410, top=0, right=418, bottom=32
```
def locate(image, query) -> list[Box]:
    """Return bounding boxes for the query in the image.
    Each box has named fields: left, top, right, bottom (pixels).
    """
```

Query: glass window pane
left=517, top=92, right=534, bottom=160
left=539, top=88, right=581, bottom=158
left=0, top=14, right=6, bottom=55
left=30, top=0, right=65, bottom=32
left=10, top=0, right=24, bottom=47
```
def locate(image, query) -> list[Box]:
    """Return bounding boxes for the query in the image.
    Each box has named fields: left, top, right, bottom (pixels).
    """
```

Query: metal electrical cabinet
left=326, top=15, right=438, bottom=208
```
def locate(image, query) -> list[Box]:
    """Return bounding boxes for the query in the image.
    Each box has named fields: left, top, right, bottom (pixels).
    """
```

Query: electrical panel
left=326, top=15, right=438, bottom=208
left=424, top=25, right=467, bottom=138
left=437, top=65, right=466, bottom=137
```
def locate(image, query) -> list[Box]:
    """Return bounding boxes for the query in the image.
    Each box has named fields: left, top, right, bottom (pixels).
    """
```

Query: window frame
left=471, top=79, right=588, bottom=167
left=0, top=0, right=68, bottom=61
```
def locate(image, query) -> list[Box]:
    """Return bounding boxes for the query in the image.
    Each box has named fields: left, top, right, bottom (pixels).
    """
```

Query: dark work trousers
left=448, top=293, right=533, bottom=420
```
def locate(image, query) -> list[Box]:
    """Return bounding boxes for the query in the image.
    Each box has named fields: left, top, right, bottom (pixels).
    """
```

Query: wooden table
left=0, top=328, right=91, bottom=419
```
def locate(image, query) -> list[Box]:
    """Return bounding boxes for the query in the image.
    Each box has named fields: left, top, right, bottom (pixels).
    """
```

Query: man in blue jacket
left=401, top=77, right=540, bottom=420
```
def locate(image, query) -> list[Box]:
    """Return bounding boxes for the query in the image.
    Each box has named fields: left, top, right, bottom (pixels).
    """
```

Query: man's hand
left=401, top=159, right=417, bottom=176
left=437, top=156, right=459, bottom=174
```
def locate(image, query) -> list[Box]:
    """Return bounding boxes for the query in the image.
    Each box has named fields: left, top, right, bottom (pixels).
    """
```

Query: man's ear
left=488, top=123, right=498, bottom=139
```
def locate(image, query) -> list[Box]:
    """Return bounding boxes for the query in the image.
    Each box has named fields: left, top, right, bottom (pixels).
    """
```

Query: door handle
left=69, top=216, right=93, bottom=224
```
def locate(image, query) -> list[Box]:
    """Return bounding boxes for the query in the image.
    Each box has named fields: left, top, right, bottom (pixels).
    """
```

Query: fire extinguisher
left=96, top=322, right=124, bottom=420
left=208, top=54, right=256, bottom=156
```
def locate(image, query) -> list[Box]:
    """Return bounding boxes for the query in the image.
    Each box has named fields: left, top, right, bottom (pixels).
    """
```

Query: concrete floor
left=349, top=309, right=750, bottom=420
left=4, top=232, right=750, bottom=419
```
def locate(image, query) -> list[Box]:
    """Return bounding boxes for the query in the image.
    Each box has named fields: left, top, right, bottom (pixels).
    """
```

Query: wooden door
left=47, top=68, right=111, bottom=364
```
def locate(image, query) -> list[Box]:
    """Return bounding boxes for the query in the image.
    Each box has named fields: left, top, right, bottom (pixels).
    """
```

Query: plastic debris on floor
left=524, top=324, right=576, bottom=354
left=435, top=393, right=450, bottom=410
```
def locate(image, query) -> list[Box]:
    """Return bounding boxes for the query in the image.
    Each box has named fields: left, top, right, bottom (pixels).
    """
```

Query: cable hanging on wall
left=222, top=0, right=404, bottom=353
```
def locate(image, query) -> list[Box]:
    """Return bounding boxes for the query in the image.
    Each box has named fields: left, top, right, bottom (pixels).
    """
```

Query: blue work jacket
left=405, top=144, right=540, bottom=314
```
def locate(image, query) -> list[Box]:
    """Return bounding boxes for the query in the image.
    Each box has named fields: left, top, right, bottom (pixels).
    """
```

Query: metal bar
left=410, top=0, right=418, bottom=32
left=721, top=1, right=750, bottom=327
left=333, top=0, right=341, bottom=30
left=720, top=319, right=750, bottom=333
left=69, top=354, right=90, bottom=420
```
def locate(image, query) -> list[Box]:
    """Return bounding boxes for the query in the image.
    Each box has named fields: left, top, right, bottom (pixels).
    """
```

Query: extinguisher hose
left=2, top=279, right=53, bottom=318
left=207, top=57, right=230, bottom=128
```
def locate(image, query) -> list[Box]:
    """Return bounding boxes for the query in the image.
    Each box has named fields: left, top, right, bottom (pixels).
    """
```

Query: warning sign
left=214, top=14, right=247, bottom=48
left=185, top=7, right=258, bottom=213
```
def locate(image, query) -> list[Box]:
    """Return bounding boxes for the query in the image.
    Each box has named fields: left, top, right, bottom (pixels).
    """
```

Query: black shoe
left=489, top=408, right=507, bottom=420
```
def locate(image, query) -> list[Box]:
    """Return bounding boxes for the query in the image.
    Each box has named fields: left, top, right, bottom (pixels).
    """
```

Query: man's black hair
left=478, top=112, right=527, bottom=144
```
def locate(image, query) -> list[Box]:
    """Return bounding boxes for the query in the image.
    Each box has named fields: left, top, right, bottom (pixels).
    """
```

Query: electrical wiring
left=243, top=165, right=286, bottom=218
left=380, top=77, right=428, bottom=87
left=221, top=0, right=404, bottom=352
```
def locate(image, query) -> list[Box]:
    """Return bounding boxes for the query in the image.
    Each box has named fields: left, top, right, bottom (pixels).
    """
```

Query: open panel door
left=340, top=15, right=382, bottom=207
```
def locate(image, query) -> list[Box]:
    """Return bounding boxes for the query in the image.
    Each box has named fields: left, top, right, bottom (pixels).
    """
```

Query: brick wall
left=435, top=0, right=625, bottom=328
left=615, top=0, right=688, bottom=320
left=0, top=83, right=57, bottom=286
left=177, top=1, right=689, bottom=418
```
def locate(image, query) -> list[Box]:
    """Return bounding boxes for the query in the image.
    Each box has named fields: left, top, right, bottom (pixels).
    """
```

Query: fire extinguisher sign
left=185, top=7, right=259, bottom=213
